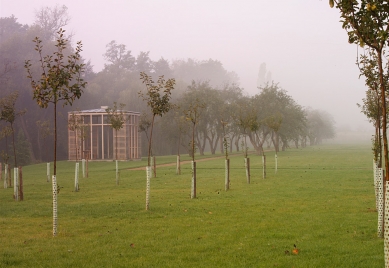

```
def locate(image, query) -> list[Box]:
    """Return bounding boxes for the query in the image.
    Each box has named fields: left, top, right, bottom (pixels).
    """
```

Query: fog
left=0, top=0, right=373, bottom=138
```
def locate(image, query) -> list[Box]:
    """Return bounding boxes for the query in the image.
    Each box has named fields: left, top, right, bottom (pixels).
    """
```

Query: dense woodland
left=0, top=6, right=335, bottom=167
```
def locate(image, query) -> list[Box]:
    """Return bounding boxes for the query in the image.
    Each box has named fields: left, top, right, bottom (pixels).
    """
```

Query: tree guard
left=374, top=160, right=379, bottom=210
left=225, top=159, right=230, bottom=191
left=146, top=166, right=151, bottom=210
left=116, top=160, right=119, bottom=185
left=47, top=163, right=50, bottom=182
left=13, top=167, right=18, bottom=201
left=176, top=155, right=181, bottom=175
left=74, top=163, right=79, bottom=192
left=378, top=168, right=384, bottom=238
left=384, top=180, right=389, bottom=266
left=52, top=175, right=58, bottom=236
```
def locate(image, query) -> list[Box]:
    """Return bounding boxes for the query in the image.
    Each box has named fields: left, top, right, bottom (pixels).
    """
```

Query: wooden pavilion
left=68, top=106, right=141, bottom=161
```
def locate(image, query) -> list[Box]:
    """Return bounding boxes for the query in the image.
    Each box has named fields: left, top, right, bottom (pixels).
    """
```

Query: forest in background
left=0, top=5, right=335, bottom=167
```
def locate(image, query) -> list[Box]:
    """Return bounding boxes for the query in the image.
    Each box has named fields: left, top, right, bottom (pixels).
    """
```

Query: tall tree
left=330, top=0, right=389, bottom=179
left=34, top=4, right=71, bottom=41
left=25, top=28, right=86, bottom=176
left=139, top=72, right=175, bottom=210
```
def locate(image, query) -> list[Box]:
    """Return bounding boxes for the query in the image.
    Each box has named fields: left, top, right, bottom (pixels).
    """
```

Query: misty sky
left=0, top=0, right=372, bottom=132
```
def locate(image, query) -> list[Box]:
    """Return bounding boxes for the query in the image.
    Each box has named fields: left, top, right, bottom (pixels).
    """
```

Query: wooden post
left=18, top=166, right=23, bottom=201
left=176, top=155, right=181, bottom=175
left=245, top=158, right=250, bottom=184
left=82, top=159, right=85, bottom=178
left=0, top=163, right=2, bottom=181
left=263, top=155, right=266, bottom=179
left=3, top=163, right=6, bottom=189
left=191, top=161, right=196, bottom=199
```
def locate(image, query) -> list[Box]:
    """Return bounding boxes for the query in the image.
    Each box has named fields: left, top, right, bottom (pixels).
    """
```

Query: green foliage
left=139, top=72, right=175, bottom=165
left=105, top=102, right=127, bottom=160
left=105, top=102, right=126, bottom=132
left=184, top=98, right=205, bottom=161
left=139, top=72, right=175, bottom=118
left=25, top=28, right=86, bottom=109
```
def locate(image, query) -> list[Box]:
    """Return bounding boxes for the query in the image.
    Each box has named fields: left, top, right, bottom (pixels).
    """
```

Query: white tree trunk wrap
left=14, top=167, right=19, bottom=201
left=275, top=154, right=278, bottom=174
left=176, top=155, right=181, bottom=175
left=46, top=163, right=50, bottom=182
left=3, top=163, right=7, bottom=189
left=146, top=166, right=151, bottom=210
left=74, top=163, right=79, bottom=192
left=52, top=175, right=58, bottom=236
left=384, top=180, right=389, bottom=267
left=191, top=161, right=196, bottom=199
left=225, top=159, right=230, bottom=191
left=378, top=168, right=384, bottom=238
left=82, top=159, right=85, bottom=178
left=373, top=160, right=379, bottom=210
left=116, top=160, right=119, bottom=185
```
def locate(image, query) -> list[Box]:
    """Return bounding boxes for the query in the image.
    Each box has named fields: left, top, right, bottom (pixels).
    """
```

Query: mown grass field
left=0, top=144, right=383, bottom=267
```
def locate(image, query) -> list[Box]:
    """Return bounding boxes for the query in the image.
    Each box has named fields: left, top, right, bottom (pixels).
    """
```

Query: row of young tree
left=0, top=5, right=335, bottom=170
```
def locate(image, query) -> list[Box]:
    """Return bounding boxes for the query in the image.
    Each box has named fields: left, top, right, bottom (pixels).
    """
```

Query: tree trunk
left=377, top=52, right=388, bottom=179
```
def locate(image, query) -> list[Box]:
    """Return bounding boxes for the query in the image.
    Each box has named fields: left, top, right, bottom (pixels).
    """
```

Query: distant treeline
left=0, top=7, right=335, bottom=166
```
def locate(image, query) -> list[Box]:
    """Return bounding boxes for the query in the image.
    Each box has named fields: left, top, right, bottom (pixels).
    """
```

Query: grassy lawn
left=0, top=144, right=383, bottom=267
